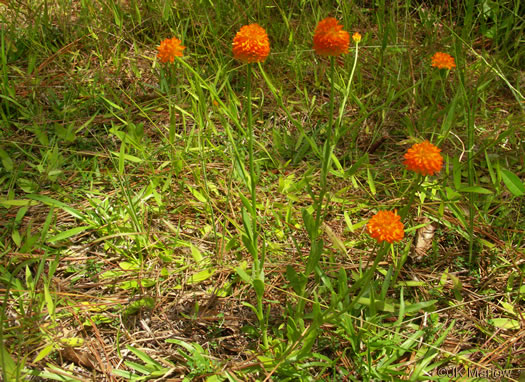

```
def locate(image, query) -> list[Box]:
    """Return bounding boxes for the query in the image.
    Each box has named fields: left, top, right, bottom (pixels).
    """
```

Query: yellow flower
left=232, top=24, right=270, bottom=63
left=367, top=210, right=405, bottom=244
left=157, top=37, right=185, bottom=63
left=313, top=17, right=350, bottom=56
left=431, top=52, right=455, bottom=70
left=403, top=140, right=443, bottom=176
left=352, top=32, right=362, bottom=44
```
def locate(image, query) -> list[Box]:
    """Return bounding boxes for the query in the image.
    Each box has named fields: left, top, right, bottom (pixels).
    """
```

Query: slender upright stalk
left=247, top=64, right=258, bottom=258
left=296, top=57, right=336, bottom=317
left=314, top=57, right=336, bottom=231
left=339, top=40, right=360, bottom=128
left=246, top=63, right=268, bottom=348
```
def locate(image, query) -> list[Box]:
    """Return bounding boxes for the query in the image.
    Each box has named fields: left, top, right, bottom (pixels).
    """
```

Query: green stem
left=456, top=44, right=476, bottom=265
left=247, top=64, right=257, bottom=255
left=314, top=57, right=336, bottom=233
left=337, top=41, right=360, bottom=143
left=346, top=242, right=388, bottom=309
left=296, top=57, right=336, bottom=318
left=246, top=64, right=268, bottom=349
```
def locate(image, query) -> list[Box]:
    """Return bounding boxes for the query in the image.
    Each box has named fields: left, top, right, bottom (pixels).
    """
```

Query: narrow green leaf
left=124, top=297, right=155, bottom=315
left=253, top=278, right=265, bottom=298
left=190, top=245, right=203, bottom=263
left=490, top=318, right=520, bottom=330
left=11, top=230, right=21, bottom=247
left=338, top=268, right=348, bottom=299
left=323, top=223, right=346, bottom=253
left=396, top=281, right=428, bottom=287
left=241, top=208, right=253, bottom=241
left=366, top=168, right=376, bottom=195
left=44, top=283, right=55, bottom=317
left=118, top=141, right=125, bottom=175
left=285, top=265, right=305, bottom=294
left=0, top=198, right=36, bottom=208
left=126, top=345, right=162, bottom=368
left=26, top=194, right=84, bottom=220
left=124, top=360, right=154, bottom=374
left=119, top=261, right=139, bottom=271
left=33, top=344, right=55, bottom=363
left=404, top=299, right=437, bottom=313
left=0, top=148, right=13, bottom=171
left=187, top=185, right=207, bottom=203
left=458, top=186, right=492, bottom=194
left=345, top=153, right=368, bottom=177
left=101, top=96, right=123, bottom=110
left=241, top=233, right=256, bottom=257
left=0, top=341, right=19, bottom=381
left=356, top=297, right=395, bottom=312
left=242, top=301, right=262, bottom=321
left=306, top=238, right=323, bottom=275
left=301, top=208, right=316, bottom=239
left=235, top=266, right=252, bottom=284
left=343, top=211, right=354, bottom=233
left=47, top=226, right=91, bottom=243
left=188, top=269, right=215, bottom=284
left=111, top=369, right=137, bottom=379
left=484, top=150, right=497, bottom=185
left=453, top=156, right=462, bottom=190
left=17, top=178, right=39, bottom=193
left=501, top=168, right=525, bottom=196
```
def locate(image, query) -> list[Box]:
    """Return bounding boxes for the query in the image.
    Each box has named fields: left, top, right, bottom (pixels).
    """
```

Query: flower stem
left=247, top=64, right=258, bottom=256
left=296, top=58, right=336, bottom=318
left=246, top=63, right=268, bottom=349
left=348, top=42, right=359, bottom=96
left=314, top=56, right=336, bottom=232
left=338, top=41, right=359, bottom=136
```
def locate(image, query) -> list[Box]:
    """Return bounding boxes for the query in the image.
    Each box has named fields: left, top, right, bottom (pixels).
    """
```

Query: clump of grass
left=0, top=0, right=524, bottom=381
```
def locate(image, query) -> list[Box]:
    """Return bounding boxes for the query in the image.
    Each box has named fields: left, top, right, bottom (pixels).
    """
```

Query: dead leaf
left=59, top=346, right=96, bottom=370
left=414, top=217, right=436, bottom=261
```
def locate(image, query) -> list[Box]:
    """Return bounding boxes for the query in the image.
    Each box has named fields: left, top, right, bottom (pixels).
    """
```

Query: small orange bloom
left=403, top=140, right=443, bottom=176
left=157, top=37, right=185, bottom=63
left=431, top=52, right=455, bottom=70
left=367, top=210, right=405, bottom=244
left=232, top=24, right=270, bottom=63
left=313, top=17, right=350, bottom=56
left=352, top=32, right=362, bottom=44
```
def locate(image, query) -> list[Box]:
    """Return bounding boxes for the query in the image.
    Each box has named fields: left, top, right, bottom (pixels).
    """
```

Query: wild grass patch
left=0, top=0, right=523, bottom=381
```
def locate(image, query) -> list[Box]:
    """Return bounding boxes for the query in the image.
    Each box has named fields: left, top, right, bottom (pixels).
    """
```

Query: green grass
left=1, top=0, right=524, bottom=381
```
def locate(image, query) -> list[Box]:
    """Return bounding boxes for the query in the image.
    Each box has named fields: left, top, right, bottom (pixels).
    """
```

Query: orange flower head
left=352, top=32, right=362, bottom=44
left=403, top=140, right=443, bottom=176
left=431, top=52, right=455, bottom=70
left=367, top=210, right=405, bottom=244
left=232, top=24, right=270, bottom=63
left=157, top=37, right=185, bottom=63
left=313, top=17, right=350, bottom=56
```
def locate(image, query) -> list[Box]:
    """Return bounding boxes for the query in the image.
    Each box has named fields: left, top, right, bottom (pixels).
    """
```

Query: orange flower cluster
left=157, top=37, right=185, bottom=63
left=313, top=17, right=350, bottom=56
left=403, top=140, right=443, bottom=176
left=153, top=24, right=454, bottom=249
left=431, top=52, right=455, bottom=70
left=232, top=24, right=270, bottom=63
left=367, top=210, right=405, bottom=244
